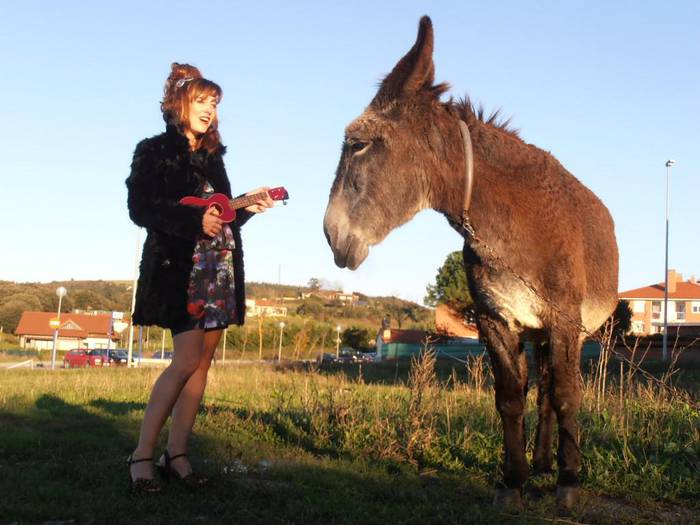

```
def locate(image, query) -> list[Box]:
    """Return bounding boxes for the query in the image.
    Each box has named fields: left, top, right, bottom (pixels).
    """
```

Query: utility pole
left=50, top=287, right=67, bottom=370
left=278, top=322, right=285, bottom=361
left=662, top=160, right=676, bottom=362
left=335, top=325, right=341, bottom=361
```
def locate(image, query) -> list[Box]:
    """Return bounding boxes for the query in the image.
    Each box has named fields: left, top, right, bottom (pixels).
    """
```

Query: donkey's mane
left=447, top=96, right=520, bottom=139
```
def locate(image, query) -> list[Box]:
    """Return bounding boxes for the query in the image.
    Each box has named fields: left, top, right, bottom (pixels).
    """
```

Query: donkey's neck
left=455, top=120, right=568, bottom=264
left=427, top=116, right=471, bottom=220
left=429, top=116, right=528, bottom=242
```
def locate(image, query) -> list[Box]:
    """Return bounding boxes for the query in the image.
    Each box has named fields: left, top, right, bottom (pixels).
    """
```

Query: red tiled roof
left=382, top=329, right=429, bottom=345
left=435, top=304, right=479, bottom=338
left=619, top=281, right=700, bottom=300
left=15, top=311, right=118, bottom=338
left=254, top=299, right=286, bottom=307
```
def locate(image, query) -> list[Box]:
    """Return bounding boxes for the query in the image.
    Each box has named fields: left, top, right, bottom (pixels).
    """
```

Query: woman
left=125, top=63, right=273, bottom=493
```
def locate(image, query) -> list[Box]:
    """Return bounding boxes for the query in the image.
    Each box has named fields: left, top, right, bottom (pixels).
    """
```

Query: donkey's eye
left=350, top=141, right=369, bottom=154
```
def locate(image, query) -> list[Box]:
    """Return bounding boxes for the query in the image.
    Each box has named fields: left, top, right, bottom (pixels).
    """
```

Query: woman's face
left=188, top=93, right=218, bottom=136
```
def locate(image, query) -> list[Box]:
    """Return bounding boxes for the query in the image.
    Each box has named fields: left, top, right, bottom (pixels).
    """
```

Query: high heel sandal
left=156, top=450, right=208, bottom=490
left=127, top=455, right=161, bottom=494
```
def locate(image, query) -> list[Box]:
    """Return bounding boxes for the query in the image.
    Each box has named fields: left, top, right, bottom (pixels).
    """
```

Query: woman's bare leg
left=130, top=329, right=205, bottom=481
left=162, top=329, right=223, bottom=475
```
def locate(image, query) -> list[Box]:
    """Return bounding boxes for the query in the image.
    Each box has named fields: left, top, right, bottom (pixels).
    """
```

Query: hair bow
left=175, top=77, right=194, bottom=89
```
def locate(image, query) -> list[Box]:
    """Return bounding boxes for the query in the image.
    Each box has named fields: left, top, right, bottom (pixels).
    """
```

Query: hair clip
left=175, top=77, right=194, bottom=89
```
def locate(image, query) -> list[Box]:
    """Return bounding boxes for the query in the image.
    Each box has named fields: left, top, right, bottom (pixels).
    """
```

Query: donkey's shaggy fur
left=324, top=16, right=618, bottom=511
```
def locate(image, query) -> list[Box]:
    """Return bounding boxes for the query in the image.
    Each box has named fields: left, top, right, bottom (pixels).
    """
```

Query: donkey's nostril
left=323, top=223, right=334, bottom=247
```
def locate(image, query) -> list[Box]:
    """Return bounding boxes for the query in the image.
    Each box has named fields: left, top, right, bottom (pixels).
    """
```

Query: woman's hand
left=202, top=206, right=223, bottom=237
left=244, top=187, right=275, bottom=214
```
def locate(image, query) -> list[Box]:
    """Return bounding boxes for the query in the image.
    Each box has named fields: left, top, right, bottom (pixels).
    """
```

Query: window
left=692, top=302, right=700, bottom=314
left=633, top=301, right=645, bottom=313
left=632, top=321, right=645, bottom=334
left=676, top=301, right=686, bottom=321
left=651, top=301, right=661, bottom=319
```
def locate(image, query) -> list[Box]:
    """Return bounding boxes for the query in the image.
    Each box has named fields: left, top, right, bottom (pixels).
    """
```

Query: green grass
left=1, top=356, right=698, bottom=524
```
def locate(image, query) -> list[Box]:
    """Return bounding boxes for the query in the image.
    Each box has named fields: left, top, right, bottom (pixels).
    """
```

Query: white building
left=15, top=311, right=122, bottom=350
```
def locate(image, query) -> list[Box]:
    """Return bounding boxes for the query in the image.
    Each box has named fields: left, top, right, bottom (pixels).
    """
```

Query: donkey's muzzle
left=323, top=221, right=368, bottom=271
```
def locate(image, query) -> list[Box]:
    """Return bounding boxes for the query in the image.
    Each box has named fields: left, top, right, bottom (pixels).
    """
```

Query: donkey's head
left=324, top=16, right=454, bottom=269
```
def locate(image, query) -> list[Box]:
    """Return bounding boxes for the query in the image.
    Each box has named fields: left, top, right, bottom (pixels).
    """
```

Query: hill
left=0, top=280, right=431, bottom=333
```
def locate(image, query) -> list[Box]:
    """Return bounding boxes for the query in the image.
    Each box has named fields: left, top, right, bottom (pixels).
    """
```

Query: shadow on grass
left=205, top=403, right=346, bottom=460
left=0, top=393, right=512, bottom=525
left=200, top=401, right=502, bottom=481
left=2, top=392, right=693, bottom=524
left=0, top=393, right=228, bottom=523
left=89, top=397, right=146, bottom=415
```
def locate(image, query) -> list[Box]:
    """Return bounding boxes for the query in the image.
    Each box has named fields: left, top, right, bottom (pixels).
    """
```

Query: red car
left=63, top=349, right=103, bottom=368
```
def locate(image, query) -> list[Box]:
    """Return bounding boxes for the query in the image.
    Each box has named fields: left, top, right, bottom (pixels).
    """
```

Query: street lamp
left=278, top=322, right=285, bottom=361
left=127, top=227, right=142, bottom=368
left=662, top=159, right=676, bottom=362
left=335, top=325, right=342, bottom=361
left=51, top=286, right=67, bottom=369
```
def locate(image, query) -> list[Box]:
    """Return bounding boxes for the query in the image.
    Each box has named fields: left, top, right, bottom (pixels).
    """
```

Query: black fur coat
left=125, top=124, right=252, bottom=329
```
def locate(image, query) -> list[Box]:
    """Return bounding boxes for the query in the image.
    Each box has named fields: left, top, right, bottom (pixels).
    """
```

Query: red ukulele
left=179, top=187, right=289, bottom=223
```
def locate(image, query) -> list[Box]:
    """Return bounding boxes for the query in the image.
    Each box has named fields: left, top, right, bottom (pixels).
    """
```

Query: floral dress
left=185, top=181, right=237, bottom=330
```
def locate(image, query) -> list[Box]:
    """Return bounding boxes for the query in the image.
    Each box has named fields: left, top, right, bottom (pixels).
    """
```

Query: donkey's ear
left=372, top=16, right=435, bottom=108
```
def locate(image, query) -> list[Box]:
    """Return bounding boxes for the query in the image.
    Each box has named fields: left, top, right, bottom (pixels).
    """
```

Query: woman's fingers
left=203, top=207, right=224, bottom=236
left=243, top=187, right=276, bottom=213
left=255, top=194, right=273, bottom=211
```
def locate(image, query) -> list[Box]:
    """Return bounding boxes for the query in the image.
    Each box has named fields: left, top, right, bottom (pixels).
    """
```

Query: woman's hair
left=161, top=63, right=223, bottom=153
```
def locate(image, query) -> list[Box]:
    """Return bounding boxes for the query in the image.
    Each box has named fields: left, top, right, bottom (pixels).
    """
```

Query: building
left=245, top=299, right=288, bottom=317
left=434, top=304, right=479, bottom=339
left=15, top=311, right=122, bottom=351
left=375, top=328, right=483, bottom=361
left=374, top=326, right=602, bottom=361
left=619, top=270, right=700, bottom=335
left=331, top=292, right=360, bottom=304
left=303, top=290, right=360, bottom=304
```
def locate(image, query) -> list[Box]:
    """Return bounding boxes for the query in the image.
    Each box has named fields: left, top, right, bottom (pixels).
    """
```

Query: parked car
left=355, top=351, right=376, bottom=363
left=151, top=350, right=174, bottom=360
left=63, top=349, right=102, bottom=368
left=89, top=348, right=132, bottom=366
left=337, top=348, right=357, bottom=363
left=318, top=349, right=375, bottom=364
left=111, top=349, right=133, bottom=365
left=318, top=352, right=337, bottom=364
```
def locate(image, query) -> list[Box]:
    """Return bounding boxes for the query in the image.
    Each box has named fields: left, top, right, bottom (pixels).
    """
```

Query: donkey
left=323, top=16, right=619, bottom=511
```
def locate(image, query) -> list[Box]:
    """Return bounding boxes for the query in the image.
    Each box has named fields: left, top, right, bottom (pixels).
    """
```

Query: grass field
left=1, top=354, right=699, bottom=524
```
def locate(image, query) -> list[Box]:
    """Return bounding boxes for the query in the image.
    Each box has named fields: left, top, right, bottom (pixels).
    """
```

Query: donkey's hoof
left=493, top=488, right=523, bottom=509
left=556, top=485, right=581, bottom=514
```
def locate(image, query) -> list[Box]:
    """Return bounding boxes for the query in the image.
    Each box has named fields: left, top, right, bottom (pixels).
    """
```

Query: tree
left=72, top=289, right=110, bottom=311
left=424, top=251, right=473, bottom=321
left=611, top=299, right=632, bottom=337
left=307, top=277, right=321, bottom=291
left=296, top=300, right=324, bottom=318
left=384, top=297, right=421, bottom=329
left=0, top=293, right=43, bottom=332
left=342, top=326, right=373, bottom=350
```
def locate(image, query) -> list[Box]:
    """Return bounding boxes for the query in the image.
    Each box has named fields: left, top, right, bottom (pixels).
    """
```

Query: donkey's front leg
left=480, top=317, right=529, bottom=508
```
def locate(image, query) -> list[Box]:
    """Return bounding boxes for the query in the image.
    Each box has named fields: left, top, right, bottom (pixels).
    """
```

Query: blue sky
left=1, top=1, right=698, bottom=304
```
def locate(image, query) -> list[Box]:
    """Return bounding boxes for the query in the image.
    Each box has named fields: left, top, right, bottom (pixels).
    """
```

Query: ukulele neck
left=229, top=192, right=266, bottom=210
